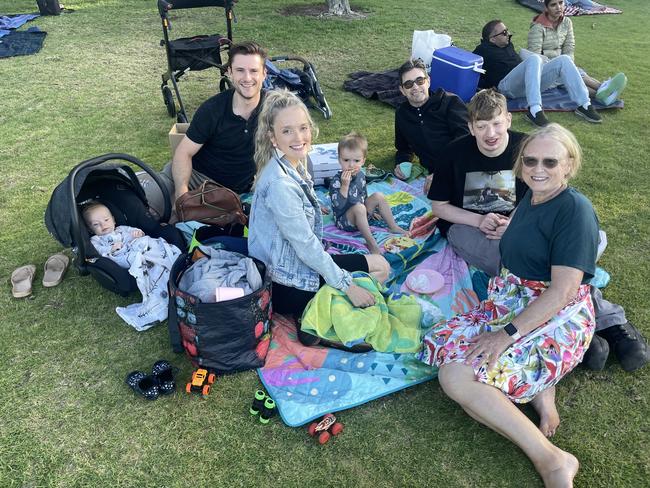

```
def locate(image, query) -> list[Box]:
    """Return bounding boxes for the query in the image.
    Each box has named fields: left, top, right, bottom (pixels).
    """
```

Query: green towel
left=300, top=273, right=422, bottom=353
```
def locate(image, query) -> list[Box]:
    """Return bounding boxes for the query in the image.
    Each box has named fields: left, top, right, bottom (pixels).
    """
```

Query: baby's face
left=338, top=147, right=365, bottom=174
left=85, top=206, right=116, bottom=236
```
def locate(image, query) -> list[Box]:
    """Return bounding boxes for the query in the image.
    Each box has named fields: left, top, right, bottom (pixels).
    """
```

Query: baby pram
left=45, top=154, right=186, bottom=297
left=264, top=56, right=333, bottom=119
left=158, top=0, right=235, bottom=123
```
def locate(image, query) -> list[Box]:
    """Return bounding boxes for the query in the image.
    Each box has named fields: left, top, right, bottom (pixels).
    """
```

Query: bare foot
left=531, top=387, right=561, bottom=437
left=538, top=449, right=579, bottom=488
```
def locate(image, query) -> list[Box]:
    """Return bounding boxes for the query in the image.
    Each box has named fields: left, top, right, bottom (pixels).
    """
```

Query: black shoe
left=151, top=360, right=176, bottom=395
left=574, top=105, right=602, bottom=123
left=581, top=334, right=609, bottom=371
left=125, top=371, right=160, bottom=400
left=524, top=109, right=549, bottom=127
left=598, top=322, right=649, bottom=372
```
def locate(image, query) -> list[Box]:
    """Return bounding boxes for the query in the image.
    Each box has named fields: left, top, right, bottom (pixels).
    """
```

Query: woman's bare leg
left=346, top=204, right=381, bottom=254
left=364, top=254, right=390, bottom=283
left=365, top=193, right=407, bottom=234
left=438, top=363, right=578, bottom=487
left=531, top=386, right=561, bottom=438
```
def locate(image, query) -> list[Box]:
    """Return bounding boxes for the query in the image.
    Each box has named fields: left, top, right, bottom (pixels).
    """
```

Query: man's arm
left=431, top=200, right=483, bottom=227
left=431, top=200, right=509, bottom=237
left=394, top=113, right=414, bottom=166
left=171, top=136, right=203, bottom=201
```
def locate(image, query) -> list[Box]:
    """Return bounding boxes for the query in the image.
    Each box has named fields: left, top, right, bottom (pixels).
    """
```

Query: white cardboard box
left=308, top=143, right=340, bottom=186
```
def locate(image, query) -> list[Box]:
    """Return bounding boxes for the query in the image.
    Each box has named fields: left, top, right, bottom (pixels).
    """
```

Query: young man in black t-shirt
left=428, top=89, right=526, bottom=276
left=428, top=89, right=648, bottom=372
left=163, top=41, right=268, bottom=200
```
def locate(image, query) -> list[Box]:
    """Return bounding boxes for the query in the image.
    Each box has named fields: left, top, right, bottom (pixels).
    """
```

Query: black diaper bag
left=167, top=239, right=272, bottom=374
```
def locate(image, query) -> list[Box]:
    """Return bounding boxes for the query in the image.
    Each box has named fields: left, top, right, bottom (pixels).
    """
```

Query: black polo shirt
left=186, top=89, right=264, bottom=193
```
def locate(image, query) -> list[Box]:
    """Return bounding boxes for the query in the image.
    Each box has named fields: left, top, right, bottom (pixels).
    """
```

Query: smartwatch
left=503, top=322, right=521, bottom=341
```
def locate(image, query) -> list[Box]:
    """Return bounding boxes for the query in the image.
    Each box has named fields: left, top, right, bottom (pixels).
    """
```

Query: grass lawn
left=1, top=0, right=648, bottom=486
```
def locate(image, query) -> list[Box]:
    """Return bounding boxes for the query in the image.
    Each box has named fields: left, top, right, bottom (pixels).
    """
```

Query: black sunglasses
left=491, top=29, right=511, bottom=39
left=521, top=156, right=561, bottom=169
left=401, top=76, right=427, bottom=89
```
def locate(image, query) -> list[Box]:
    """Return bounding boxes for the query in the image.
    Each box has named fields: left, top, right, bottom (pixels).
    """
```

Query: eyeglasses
left=491, top=29, right=510, bottom=39
left=521, top=156, right=561, bottom=169
left=401, top=76, right=427, bottom=89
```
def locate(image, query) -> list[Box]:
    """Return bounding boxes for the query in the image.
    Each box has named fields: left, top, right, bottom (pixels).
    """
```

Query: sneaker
left=581, top=334, right=610, bottom=371
left=595, top=72, right=627, bottom=106
left=575, top=105, right=602, bottom=123
left=125, top=371, right=160, bottom=400
left=524, top=109, right=549, bottom=127
left=598, top=322, right=649, bottom=372
left=151, top=360, right=176, bottom=395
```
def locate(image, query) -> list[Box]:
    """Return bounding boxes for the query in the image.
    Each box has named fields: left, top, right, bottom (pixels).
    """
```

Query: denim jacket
left=248, top=154, right=352, bottom=293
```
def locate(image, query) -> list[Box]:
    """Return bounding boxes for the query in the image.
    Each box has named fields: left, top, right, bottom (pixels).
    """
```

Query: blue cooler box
left=429, top=46, right=484, bottom=102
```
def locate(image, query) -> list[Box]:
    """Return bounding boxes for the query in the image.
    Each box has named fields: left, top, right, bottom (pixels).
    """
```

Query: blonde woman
left=248, top=90, right=389, bottom=345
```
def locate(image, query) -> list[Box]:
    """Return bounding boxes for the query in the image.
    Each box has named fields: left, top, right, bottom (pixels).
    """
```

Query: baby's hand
left=320, top=205, right=331, bottom=215
left=341, top=170, right=352, bottom=185
left=132, top=229, right=145, bottom=238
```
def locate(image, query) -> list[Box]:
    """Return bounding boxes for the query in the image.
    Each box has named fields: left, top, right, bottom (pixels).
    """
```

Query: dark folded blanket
left=343, top=69, right=405, bottom=108
left=0, top=27, right=46, bottom=58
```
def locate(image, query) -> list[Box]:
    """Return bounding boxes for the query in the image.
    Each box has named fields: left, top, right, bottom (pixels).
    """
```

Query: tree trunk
left=327, top=0, right=353, bottom=16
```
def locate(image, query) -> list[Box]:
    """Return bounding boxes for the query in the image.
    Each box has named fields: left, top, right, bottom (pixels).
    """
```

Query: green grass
left=1, top=0, right=649, bottom=486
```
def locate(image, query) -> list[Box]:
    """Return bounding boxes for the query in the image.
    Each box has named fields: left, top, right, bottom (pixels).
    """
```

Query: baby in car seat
left=82, top=201, right=181, bottom=331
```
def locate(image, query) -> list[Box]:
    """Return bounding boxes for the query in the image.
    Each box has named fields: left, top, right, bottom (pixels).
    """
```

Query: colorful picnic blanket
left=516, top=0, right=622, bottom=16
left=258, top=180, right=481, bottom=426
left=317, top=176, right=435, bottom=255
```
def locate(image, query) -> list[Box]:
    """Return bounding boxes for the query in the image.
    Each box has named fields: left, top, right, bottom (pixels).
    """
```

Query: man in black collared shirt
left=394, top=59, right=469, bottom=182
left=163, top=41, right=267, bottom=199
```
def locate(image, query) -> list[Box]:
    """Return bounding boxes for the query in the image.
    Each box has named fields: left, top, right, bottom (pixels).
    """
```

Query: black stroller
left=45, top=154, right=186, bottom=297
left=264, top=56, right=332, bottom=119
left=158, top=0, right=235, bottom=123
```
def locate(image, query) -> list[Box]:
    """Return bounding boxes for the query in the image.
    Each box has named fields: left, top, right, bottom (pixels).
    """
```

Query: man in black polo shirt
left=394, top=59, right=469, bottom=183
left=163, top=41, right=267, bottom=200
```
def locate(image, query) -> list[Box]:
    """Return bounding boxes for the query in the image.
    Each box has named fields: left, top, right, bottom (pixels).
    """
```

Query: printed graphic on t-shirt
left=463, top=170, right=516, bottom=214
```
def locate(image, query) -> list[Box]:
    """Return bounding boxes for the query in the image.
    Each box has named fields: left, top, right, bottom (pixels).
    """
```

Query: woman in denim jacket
left=248, top=90, right=389, bottom=345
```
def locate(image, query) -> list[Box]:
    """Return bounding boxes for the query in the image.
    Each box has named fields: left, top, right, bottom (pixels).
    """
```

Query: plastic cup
left=398, top=162, right=413, bottom=179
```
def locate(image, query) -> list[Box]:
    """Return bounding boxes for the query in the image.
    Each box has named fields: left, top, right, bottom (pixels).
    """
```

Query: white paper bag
left=411, top=30, right=452, bottom=70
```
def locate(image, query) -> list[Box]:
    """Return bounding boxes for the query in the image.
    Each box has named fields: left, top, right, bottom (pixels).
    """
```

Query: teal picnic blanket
left=301, top=273, right=422, bottom=353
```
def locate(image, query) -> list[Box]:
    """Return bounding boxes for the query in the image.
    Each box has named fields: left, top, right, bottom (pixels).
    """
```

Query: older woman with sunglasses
left=420, top=124, right=599, bottom=487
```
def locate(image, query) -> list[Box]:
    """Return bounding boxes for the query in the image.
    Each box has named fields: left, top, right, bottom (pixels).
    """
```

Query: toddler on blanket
left=83, top=202, right=181, bottom=331
left=329, top=132, right=407, bottom=254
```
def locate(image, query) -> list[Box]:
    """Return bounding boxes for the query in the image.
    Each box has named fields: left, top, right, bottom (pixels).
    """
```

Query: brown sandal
left=11, top=264, right=36, bottom=298
left=42, top=253, right=69, bottom=287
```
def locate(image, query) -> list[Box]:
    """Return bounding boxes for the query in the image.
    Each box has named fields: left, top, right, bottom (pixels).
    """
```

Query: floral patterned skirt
left=418, top=268, right=595, bottom=403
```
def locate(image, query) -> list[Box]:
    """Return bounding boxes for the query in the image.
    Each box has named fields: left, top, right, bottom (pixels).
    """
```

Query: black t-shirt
left=186, top=90, right=264, bottom=194
left=500, top=188, right=599, bottom=284
left=427, top=131, right=527, bottom=236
